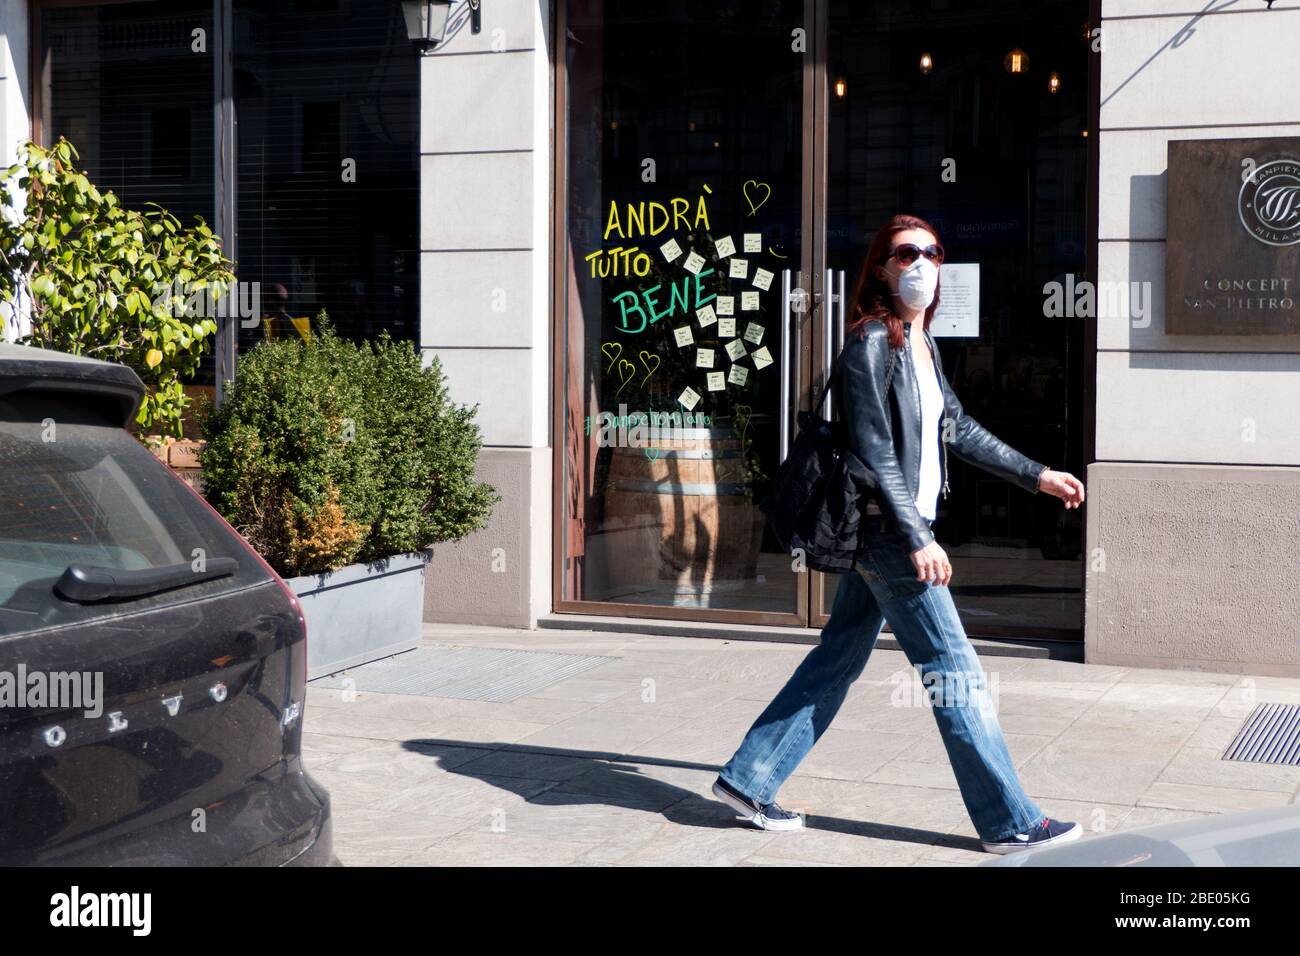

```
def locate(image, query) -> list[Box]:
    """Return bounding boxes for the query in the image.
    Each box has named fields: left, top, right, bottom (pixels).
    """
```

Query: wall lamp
left=402, top=0, right=482, bottom=55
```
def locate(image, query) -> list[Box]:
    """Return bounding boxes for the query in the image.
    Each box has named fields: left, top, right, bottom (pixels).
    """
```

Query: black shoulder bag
left=757, top=346, right=896, bottom=573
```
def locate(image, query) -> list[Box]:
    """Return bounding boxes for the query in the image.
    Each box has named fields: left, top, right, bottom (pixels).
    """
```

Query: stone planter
left=287, top=551, right=429, bottom=680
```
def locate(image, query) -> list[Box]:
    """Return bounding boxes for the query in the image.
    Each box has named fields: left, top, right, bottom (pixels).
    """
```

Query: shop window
left=34, top=0, right=419, bottom=395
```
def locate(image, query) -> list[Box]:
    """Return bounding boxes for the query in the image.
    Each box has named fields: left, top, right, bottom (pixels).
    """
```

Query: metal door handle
left=824, top=268, right=836, bottom=416
left=836, top=269, right=847, bottom=354
left=823, top=269, right=848, bottom=418
left=780, top=269, right=793, bottom=461
left=834, top=269, right=847, bottom=417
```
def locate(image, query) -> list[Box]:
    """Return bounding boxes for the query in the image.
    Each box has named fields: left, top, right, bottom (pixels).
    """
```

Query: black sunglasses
left=887, top=242, right=945, bottom=266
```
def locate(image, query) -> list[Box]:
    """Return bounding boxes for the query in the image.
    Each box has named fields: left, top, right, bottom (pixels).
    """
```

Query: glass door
left=813, top=0, right=1089, bottom=639
left=556, top=0, right=819, bottom=624
left=555, top=0, right=1088, bottom=637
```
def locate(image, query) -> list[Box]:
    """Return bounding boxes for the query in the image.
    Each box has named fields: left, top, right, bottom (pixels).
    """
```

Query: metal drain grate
left=310, top=645, right=614, bottom=702
left=1222, top=703, right=1300, bottom=766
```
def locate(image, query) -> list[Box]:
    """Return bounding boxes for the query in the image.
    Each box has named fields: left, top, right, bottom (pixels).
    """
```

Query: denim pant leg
left=717, top=568, right=885, bottom=806
left=856, top=530, right=1046, bottom=842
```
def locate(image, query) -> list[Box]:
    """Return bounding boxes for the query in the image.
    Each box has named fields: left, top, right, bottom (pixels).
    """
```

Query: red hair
left=845, top=214, right=943, bottom=349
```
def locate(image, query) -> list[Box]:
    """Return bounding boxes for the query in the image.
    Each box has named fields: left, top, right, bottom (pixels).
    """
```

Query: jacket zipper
left=941, top=434, right=950, bottom=499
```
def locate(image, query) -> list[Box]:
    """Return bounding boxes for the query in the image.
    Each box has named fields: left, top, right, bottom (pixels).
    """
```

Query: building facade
left=2, top=1, right=1297, bottom=675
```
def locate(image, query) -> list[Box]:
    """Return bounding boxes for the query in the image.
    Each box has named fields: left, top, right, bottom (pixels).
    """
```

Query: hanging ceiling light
left=1048, top=71, right=1061, bottom=93
left=1004, top=48, right=1030, bottom=74
left=831, top=61, right=848, bottom=98
left=919, top=52, right=934, bottom=75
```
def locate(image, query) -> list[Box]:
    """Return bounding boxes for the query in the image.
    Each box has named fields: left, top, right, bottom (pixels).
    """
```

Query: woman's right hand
left=910, top=541, right=952, bottom=586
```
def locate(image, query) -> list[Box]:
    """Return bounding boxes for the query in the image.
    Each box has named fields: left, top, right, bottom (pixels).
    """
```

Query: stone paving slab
left=305, top=623, right=1300, bottom=867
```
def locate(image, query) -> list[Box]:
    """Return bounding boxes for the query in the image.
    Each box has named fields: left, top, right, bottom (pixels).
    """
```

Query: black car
left=0, top=344, right=331, bottom=865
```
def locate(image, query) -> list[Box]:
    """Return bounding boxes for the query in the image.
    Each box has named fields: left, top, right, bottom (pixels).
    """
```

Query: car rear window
left=0, top=391, right=273, bottom=636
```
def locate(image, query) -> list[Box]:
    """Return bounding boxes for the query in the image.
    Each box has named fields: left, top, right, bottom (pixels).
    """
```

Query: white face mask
left=892, top=257, right=939, bottom=310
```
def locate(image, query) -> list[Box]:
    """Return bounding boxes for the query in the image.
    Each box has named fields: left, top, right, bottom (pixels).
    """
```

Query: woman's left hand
left=1038, top=468, right=1085, bottom=509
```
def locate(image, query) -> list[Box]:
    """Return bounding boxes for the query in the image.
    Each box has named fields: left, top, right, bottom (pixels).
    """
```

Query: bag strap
left=815, top=342, right=897, bottom=415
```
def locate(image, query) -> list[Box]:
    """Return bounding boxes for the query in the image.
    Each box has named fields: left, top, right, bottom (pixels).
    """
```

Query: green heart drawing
left=644, top=446, right=661, bottom=461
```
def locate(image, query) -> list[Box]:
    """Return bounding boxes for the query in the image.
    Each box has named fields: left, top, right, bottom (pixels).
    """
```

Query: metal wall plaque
left=1165, top=137, right=1300, bottom=335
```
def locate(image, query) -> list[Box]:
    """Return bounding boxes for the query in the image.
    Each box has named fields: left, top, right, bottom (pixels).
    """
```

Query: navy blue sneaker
left=712, top=776, right=804, bottom=831
left=981, top=817, right=1083, bottom=854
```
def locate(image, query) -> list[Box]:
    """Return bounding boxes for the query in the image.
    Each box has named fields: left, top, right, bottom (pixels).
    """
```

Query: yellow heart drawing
left=638, top=350, right=661, bottom=386
left=601, top=341, right=623, bottom=373
left=743, top=180, right=772, bottom=217
left=734, top=404, right=753, bottom=444
left=615, top=359, right=636, bottom=397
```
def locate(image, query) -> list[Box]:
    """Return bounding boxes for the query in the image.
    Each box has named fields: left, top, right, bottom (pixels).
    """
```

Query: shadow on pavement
left=398, top=737, right=982, bottom=853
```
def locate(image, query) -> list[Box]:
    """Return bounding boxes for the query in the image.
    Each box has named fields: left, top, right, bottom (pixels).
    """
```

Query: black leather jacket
left=835, top=320, right=1048, bottom=554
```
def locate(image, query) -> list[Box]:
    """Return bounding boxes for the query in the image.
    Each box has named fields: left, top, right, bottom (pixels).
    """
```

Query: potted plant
left=199, top=318, right=499, bottom=677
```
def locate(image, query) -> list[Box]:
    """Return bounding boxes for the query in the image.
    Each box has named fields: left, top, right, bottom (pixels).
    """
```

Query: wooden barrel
left=600, top=426, right=766, bottom=606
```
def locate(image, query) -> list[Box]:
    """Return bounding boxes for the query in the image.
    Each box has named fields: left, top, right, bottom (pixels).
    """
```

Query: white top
left=915, top=345, right=944, bottom=521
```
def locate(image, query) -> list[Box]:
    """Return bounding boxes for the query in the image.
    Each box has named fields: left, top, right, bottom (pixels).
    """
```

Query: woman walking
left=711, top=214, right=1087, bottom=854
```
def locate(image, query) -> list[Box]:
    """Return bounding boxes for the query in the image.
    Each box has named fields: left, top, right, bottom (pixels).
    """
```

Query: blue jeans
left=718, top=515, right=1046, bottom=842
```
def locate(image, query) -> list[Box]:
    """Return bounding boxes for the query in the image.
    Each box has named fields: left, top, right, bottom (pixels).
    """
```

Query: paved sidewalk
left=303, top=624, right=1300, bottom=866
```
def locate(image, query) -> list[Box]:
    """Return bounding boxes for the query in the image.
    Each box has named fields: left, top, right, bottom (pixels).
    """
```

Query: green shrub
left=200, top=317, right=499, bottom=576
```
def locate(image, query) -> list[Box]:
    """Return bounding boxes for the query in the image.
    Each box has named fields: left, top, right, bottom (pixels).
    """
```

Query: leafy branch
left=0, top=137, right=236, bottom=436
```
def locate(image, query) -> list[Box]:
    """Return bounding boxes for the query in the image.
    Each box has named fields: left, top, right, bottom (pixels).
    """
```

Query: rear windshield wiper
left=54, top=558, right=239, bottom=604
